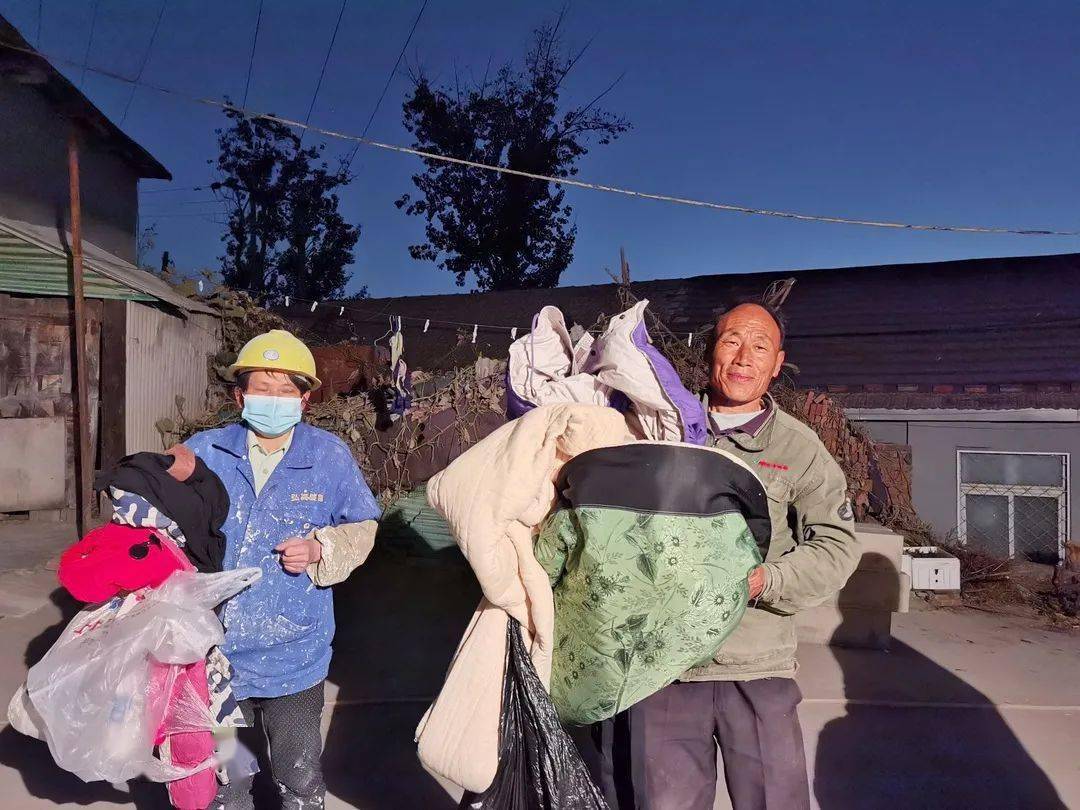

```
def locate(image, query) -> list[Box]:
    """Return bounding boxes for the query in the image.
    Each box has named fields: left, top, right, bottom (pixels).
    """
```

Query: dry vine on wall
left=165, top=278, right=921, bottom=531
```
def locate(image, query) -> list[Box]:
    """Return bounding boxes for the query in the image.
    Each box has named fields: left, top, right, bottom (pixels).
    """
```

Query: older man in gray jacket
left=582, top=301, right=859, bottom=810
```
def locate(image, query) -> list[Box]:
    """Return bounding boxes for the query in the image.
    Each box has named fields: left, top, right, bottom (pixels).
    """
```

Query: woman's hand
left=274, top=537, right=322, bottom=574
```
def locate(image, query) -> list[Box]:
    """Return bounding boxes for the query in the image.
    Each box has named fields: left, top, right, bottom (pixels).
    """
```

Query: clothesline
left=208, top=282, right=704, bottom=347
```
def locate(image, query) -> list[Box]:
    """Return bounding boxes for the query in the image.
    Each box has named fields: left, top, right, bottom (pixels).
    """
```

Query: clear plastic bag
left=462, top=618, right=607, bottom=810
left=21, top=567, right=260, bottom=784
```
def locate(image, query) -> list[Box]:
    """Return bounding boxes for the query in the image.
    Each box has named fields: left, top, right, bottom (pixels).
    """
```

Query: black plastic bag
left=461, top=618, right=608, bottom=810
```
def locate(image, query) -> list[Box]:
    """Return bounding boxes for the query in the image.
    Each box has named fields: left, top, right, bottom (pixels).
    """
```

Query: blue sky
left=4, top=0, right=1080, bottom=297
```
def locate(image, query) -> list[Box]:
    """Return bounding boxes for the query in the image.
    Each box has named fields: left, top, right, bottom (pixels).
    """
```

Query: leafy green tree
left=211, top=106, right=359, bottom=303
left=396, top=18, right=629, bottom=290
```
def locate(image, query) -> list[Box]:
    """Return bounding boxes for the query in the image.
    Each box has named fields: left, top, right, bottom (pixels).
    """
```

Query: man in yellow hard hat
left=186, top=329, right=381, bottom=810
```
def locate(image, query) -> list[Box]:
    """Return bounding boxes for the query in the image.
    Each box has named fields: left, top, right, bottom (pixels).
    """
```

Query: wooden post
left=68, top=128, right=93, bottom=536
left=99, top=298, right=127, bottom=473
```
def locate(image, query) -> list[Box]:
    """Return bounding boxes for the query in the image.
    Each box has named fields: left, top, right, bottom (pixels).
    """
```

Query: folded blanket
left=536, top=441, right=771, bottom=725
left=418, top=404, right=636, bottom=793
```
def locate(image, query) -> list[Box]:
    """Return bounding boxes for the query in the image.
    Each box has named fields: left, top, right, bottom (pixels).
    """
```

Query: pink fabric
left=163, top=661, right=216, bottom=810
left=59, top=524, right=217, bottom=808
left=147, top=659, right=216, bottom=809
left=150, top=547, right=216, bottom=809
left=59, top=525, right=184, bottom=603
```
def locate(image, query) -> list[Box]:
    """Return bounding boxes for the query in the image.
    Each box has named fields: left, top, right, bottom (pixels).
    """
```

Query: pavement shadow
left=0, top=587, right=134, bottom=806
left=814, top=554, right=1066, bottom=809
left=5, top=587, right=176, bottom=809
left=22, top=587, right=81, bottom=669
left=322, top=533, right=481, bottom=809
left=0, top=724, right=131, bottom=807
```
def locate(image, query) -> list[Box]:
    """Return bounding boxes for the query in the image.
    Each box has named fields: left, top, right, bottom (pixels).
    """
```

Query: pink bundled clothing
left=56, top=524, right=219, bottom=809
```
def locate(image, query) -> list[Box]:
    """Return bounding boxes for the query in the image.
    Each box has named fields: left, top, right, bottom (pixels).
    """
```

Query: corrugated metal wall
left=125, top=301, right=220, bottom=453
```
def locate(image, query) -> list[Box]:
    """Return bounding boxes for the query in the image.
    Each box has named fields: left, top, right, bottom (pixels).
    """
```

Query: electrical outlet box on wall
left=902, top=546, right=961, bottom=591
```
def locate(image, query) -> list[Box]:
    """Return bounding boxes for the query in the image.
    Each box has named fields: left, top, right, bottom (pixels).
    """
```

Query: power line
left=242, top=0, right=264, bottom=108
left=120, top=0, right=168, bottom=125
left=364, top=0, right=427, bottom=136
left=142, top=205, right=227, bottom=214
left=210, top=106, right=1080, bottom=238
left=141, top=198, right=223, bottom=206
left=78, top=0, right=100, bottom=87
left=140, top=211, right=227, bottom=220
left=345, top=0, right=428, bottom=166
left=302, top=0, right=348, bottom=130
left=5, top=38, right=1079, bottom=238
left=139, top=184, right=215, bottom=194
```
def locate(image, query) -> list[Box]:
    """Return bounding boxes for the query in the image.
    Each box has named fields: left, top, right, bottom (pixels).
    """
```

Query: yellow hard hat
left=229, top=330, right=322, bottom=390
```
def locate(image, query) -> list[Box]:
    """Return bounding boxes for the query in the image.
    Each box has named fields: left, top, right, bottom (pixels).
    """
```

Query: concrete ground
left=0, top=530, right=1078, bottom=809
left=0, top=519, right=79, bottom=620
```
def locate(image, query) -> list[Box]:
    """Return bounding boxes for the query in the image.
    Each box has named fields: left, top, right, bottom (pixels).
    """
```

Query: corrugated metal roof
left=0, top=229, right=150, bottom=300
left=376, top=485, right=459, bottom=556
left=0, top=217, right=215, bottom=314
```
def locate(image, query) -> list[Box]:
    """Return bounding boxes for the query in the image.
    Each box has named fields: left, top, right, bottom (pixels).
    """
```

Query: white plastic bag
left=19, top=567, right=260, bottom=784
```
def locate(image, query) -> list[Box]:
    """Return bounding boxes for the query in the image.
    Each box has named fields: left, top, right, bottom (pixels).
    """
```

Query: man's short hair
left=704, top=299, right=787, bottom=360
left=235, top=369, right=313, bottom=394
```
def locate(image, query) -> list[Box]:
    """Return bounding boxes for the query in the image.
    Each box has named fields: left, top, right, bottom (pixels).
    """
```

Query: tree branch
left=563, top=70, right=627, bottom=130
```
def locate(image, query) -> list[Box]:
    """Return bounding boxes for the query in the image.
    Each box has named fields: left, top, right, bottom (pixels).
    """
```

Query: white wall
left=0, top=81, right=140, bottom=262
left=125, top=301, right=221, bottom=453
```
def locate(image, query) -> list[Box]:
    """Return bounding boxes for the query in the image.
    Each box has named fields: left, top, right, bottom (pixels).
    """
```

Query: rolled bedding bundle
left=536, top=440, right=771, bottom=725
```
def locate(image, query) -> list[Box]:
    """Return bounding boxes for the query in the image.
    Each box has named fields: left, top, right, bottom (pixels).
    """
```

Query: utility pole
left=68, top=127, right=93, bottom=536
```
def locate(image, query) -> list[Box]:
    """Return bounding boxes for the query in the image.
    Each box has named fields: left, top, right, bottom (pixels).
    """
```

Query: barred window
left=957, top=451, right=1069, bottom=564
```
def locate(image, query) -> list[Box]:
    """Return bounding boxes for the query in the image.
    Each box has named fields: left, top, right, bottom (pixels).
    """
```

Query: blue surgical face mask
left=241, top=394, right=303, bottom=438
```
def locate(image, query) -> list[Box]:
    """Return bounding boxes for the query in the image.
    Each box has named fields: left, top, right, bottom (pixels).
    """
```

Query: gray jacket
left=683, top=395, right=858, bottom=681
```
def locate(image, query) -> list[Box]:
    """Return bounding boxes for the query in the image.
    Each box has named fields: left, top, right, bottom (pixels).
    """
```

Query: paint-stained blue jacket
left=186, top=422, right=380, bottom=699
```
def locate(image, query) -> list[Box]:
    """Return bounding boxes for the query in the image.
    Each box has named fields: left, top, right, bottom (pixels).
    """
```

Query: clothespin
left=423, top=319, right=430, bottom=333
left=471, top=324, right=478, bottom=344
left=310, top=301, right=318, bottom=312
left=397, top=315, right=403, bottom=332
left=687, top=332, right=694, bottom=347
left=510, top=327, right=518, bottom=339
left=285, top=296, right=290, bottom=307
left=339, top=306, right=344, bottom=316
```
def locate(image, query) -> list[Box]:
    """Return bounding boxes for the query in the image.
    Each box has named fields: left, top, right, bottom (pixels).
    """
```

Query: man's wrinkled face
left=709, top=304, right=786, bottom=408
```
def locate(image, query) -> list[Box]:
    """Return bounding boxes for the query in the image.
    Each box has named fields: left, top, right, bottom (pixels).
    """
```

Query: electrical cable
left=120, top=0, right=168, bottom=125
left=242, top=0, right=264, bottom=108
left=78, top=0, right=100, bottom=87
left=345, top=0, right=428, bottom=167
left=302, top=0, right=348, bottom=129
left=3, top=37, right=1078, bottom=237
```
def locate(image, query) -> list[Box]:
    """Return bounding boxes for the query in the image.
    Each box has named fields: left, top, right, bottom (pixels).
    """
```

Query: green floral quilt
left=534, top=442, right=770, bottom=725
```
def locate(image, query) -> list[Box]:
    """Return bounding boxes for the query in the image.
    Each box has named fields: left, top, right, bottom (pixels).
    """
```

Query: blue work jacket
left=186, top=422, right=380, bottom=699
